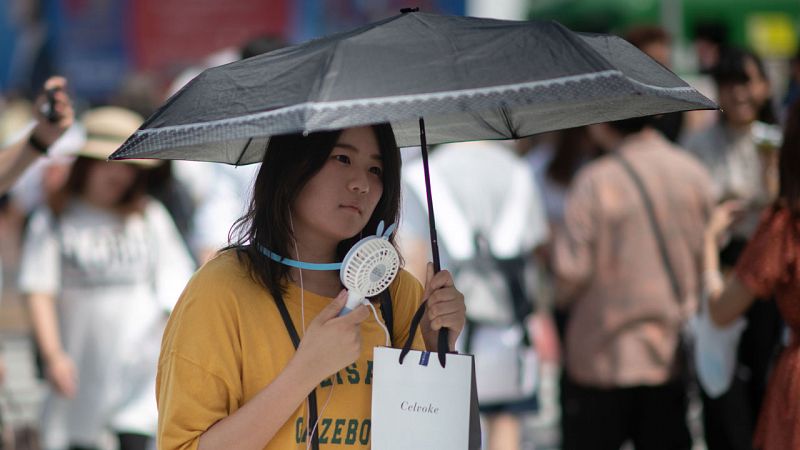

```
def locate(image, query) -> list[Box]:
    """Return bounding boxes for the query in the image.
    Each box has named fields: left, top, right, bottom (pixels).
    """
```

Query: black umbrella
left=111, top=11, right=714, bottom=164
left=110, top=9, right=716, bottom=359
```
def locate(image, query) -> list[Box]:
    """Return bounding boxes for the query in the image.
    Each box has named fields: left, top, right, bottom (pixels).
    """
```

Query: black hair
left=227, top=124, right=402, bottom=301
left=606, top=116, right=653, bottom=135
left=711, top=47, right=770, bottom=86
left=547, top=126, right=599, bottom=187
left=693, top=22, right=727, bottom=46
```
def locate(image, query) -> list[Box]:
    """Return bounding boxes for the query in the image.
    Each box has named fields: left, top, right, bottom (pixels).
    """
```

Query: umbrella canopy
left=110, top=11, right=715, bottom=164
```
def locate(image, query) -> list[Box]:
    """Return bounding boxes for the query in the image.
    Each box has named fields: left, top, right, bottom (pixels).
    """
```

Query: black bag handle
left=398, top=300, right=451, bottom=366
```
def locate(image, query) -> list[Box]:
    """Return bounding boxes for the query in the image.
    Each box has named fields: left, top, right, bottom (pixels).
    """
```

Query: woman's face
left=718, top=81, right=758, bottom=127
left=292, top=126, right=384, bottom=245
left=82, top=160, right=139, bottom=208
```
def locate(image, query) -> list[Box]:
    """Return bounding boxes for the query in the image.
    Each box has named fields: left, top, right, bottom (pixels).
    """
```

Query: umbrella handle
left=419, top=117, right=450, bottom=366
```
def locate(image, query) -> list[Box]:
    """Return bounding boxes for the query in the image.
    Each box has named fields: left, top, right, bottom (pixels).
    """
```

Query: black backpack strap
left=378, top=290, right=394, bottom=346
left=273, top=291, right=320, bottom=450
left=472, top=232, right=534, bottom=348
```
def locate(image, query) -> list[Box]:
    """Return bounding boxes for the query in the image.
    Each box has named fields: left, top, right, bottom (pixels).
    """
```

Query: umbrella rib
left=499, top=106, right=519, bottom=139
left=234, top=137, right=253, bottom=166
left=306, top=40, right=344, bottom=124
left=471, top=111, right=509, bottom=138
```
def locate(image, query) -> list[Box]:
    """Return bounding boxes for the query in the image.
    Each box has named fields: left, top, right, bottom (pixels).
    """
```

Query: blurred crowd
left=0, top=19, right=798, bottom=450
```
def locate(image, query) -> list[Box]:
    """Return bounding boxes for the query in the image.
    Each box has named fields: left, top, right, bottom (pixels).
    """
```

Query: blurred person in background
left=0, top=76, right=73, bottom=195
left=693, top=23, right=728, bottom=75
left=681, top=48, right=784, bottom=450
left=552, top=116, right=713, bottom=450
left=735, top=49, right=779, bottom=126
left=400, top=141, right=550, bottom=450
left=625, top=26, right=683, bottom=143
left=681, top=47, right=780, bottom=237
left=110, top=73, right=198, bottom=256
left=625, top=25, right=712, bottom=143
left=0, top=76, right=74, bottom=390
left=526, top=127, right=599, bottom=348
left=18, top=107, right=195, bottom=450
left=703, top=99, right=800, bottom=450
left=526, top=127, right=599, bottom=232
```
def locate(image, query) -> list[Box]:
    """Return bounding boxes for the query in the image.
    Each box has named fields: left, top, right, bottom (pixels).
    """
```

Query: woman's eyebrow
left=333, top=143, right=383, bottom=161
left=333, top=143, right=358, bottom=151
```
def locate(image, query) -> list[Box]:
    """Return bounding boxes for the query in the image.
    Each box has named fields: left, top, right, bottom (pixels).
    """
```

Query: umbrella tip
left=400, top=7, right=419, bottom=13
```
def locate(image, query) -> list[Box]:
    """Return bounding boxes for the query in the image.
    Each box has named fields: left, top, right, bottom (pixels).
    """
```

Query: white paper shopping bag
left=371, top=346, right=480, bottom=450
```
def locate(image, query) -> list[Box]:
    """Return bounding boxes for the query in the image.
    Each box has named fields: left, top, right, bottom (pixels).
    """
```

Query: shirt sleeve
left=147, top=200, right=197, bottom=312
left=156, top=261, right=244, bottom=450
left=551, top=171, right=598, bottom=292
left=734, top=209, right=788, bottom=299
left=18, top=208, right=60, bottom=295
left=157, top=352, right=238, bottom=450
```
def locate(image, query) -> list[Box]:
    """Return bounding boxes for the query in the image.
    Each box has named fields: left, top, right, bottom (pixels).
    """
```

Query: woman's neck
left=287, top=229, right=344, bottom=298
left=289, top=232, right=338, bottom=265
left=288, top=267, right=342, bottom=298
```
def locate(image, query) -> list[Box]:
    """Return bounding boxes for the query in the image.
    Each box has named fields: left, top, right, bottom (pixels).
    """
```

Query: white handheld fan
left=339, top=221, right=400, bottom=316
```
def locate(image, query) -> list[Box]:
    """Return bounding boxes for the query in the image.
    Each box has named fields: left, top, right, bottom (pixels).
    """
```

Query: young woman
left=705, top=99, right=800, bottom=450
left=156, top=124, right=467, bottom=449
left=19, top=107, right=196, bottom=450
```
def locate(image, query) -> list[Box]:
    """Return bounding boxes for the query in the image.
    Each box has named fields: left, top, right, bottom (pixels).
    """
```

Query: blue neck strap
left=257, top=244, right=343, bottom=271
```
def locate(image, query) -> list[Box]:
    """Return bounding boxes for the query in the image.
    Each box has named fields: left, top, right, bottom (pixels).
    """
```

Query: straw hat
left=78, top=106, right=159, bottom=167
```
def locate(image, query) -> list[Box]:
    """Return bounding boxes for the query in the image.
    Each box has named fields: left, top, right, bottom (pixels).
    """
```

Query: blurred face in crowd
left=82, top=160, right=139, bottom=208
left=744, top=56, right=771, bottom=110
left=642, top=41, right=671, bottom=68
left=718, top=80, right=758, bottom=128
left=695, top=38, right=720, bottom=71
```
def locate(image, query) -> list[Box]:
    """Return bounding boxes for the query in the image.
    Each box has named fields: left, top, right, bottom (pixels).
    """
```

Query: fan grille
left=342, top=238, right=400, bottom=296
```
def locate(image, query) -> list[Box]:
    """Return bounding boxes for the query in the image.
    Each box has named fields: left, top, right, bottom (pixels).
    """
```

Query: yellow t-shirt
left=156, top=250, right=426, bottom=449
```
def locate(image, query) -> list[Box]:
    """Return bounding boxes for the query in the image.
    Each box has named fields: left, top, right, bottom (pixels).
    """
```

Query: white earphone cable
left=288, top=214, right=316, bottom=447
left=307, top=381, right=335, bottom=450
left=366, top=300, right=391, bottom=347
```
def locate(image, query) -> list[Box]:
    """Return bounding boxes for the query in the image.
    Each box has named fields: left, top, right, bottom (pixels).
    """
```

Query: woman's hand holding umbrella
left=420, top=263, right=466, bottom=352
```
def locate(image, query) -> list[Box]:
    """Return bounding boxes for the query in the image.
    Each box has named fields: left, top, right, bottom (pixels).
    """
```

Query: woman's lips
left=341, top=204, right=362, bottom=215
